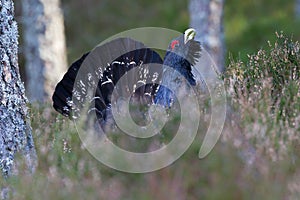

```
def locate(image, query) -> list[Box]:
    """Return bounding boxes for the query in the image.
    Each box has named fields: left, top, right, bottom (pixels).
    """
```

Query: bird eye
left=171, top=40, right=179, bottom=50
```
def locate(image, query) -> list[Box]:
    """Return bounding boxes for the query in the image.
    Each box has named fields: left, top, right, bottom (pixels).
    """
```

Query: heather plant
left=225, top=32, right=300, bottom=161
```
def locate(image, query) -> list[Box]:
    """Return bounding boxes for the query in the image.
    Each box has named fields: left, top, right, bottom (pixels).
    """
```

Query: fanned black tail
left=52, top=52, right=89, bottom=117
left=52, top=38, right=163, bottom=122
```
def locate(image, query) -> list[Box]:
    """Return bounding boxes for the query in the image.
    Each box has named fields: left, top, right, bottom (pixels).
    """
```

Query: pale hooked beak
left=184, top=28, right=196, bottom=44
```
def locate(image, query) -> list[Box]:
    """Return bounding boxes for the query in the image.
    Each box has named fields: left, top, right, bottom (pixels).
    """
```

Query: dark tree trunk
left=189, top=0, right=225, bottom=74
left=21, top=0, right=67, bottom=102
left=0, top=0, right=37, bottom=177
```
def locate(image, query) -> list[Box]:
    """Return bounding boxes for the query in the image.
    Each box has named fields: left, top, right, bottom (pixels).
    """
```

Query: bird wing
left=52, top=38, right=163, bottom=121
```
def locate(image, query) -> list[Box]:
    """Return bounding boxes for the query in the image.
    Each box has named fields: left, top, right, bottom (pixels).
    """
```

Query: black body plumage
left=52, top=30, right=201, bottom=129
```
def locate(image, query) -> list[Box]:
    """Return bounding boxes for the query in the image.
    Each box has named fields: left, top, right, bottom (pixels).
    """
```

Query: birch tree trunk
left=0, top=0, right=37, bottom=177
left=21, top=0, right=67, bottom=102
left=189, top=0, right=225, bottom=74
left=296, top=0, right=300, bottom=19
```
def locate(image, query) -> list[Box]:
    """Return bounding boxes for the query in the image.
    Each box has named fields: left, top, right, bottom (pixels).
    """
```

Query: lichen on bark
left=0, top=0, right=37, bottom=176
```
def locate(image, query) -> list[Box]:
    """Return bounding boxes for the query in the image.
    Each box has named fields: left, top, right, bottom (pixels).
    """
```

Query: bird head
left=167, top=28, right=201, bottom=66
left=162, top=28, right=201, bottom=87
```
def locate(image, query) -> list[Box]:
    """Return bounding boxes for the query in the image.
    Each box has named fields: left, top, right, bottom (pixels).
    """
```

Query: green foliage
left=226, top=33, right=300, bottom=124
left=225, top=33, right=300, bottom=161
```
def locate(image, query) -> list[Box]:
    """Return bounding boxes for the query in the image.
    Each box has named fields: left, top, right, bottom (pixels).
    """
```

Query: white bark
left=21, top=0, right=67, bottom=102
left=0, top=0, right=37, bottom=176
left=189, top=0, right=225, bottom=74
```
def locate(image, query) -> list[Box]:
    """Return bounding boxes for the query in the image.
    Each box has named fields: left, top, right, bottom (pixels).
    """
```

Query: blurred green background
left=16, top=0, right=300, bottom=65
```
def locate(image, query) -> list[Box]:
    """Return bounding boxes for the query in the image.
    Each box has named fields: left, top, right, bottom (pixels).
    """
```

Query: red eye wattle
left=171, top=40, right=179, bottom=49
